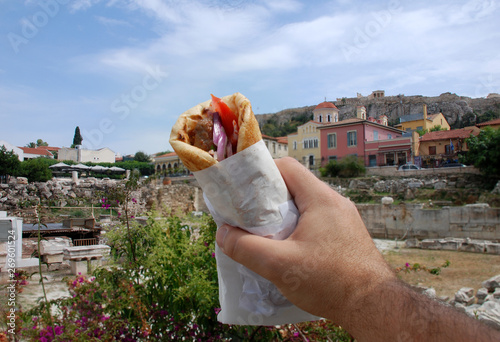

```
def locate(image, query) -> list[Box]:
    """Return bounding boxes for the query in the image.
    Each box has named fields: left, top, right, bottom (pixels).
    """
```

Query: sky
left=1, top=0, right=499, bottom=157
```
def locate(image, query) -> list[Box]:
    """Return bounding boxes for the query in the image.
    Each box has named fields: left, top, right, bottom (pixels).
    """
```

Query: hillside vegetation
left=256, top=93, right=500, bottom=137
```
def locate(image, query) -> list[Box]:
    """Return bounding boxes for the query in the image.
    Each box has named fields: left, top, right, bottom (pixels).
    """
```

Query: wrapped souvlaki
left=169, top=92, right=318, bottom=325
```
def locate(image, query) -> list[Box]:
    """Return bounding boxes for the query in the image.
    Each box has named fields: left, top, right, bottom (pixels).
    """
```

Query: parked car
left=398, top=163, right=421, bottom=171
left=441, top=163, right=466, bottom=168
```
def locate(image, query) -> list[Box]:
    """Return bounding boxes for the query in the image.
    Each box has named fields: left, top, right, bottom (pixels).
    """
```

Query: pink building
left=319, top=118, right=410, bottom=167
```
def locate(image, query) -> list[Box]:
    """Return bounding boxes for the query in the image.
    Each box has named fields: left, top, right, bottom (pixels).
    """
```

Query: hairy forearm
left=343, top=279, right=500, bottom=342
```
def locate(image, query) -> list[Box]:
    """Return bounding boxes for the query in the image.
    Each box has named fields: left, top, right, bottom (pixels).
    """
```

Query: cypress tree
left=73, top=126, right=83, bottom=146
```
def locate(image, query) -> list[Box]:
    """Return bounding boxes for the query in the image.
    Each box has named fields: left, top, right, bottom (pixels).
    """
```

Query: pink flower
left=131, top=198, right=137, bottom=203
left=54, top=326, right=63, bottom=335
left=214, top=308, right=221, bottom=314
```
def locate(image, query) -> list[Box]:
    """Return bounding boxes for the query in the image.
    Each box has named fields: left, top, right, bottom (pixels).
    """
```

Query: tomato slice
left=211, top=94, right=239, bottom=147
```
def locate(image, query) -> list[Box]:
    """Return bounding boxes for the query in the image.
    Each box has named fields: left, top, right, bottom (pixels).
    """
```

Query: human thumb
left=216, top=224, right=285, bottom=281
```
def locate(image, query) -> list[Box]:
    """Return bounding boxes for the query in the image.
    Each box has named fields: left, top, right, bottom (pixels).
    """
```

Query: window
left=368, top=155, right=377, bottom=167
left=309, top=155, right=314, bottom=166
left=387, top=134, right=392, bottom=139
left=417, top=126, right=423, bottom=131
left=327, top=133, right=337, bottom=149
left=397, top=152, right=407, bottom=165
left=385, top=153, right=395, bottom=166
left=373, top=131, right=379, bottom=141
left=347, top=131, right=357, bottom=147
left=303, top=138, right=318, bottom=149
left=445, top=144, right=452, bottom=155
left=328, top=156, right=337, bottom=162
left=429, top=146, right=436, bottom=155
left=293, top=141, right=297, bottom=150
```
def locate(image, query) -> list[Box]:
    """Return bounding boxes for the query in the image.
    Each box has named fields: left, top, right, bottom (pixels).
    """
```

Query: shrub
left=19, top=158, right=52, bottom=182
left=320, top=155, right=366, bottom=178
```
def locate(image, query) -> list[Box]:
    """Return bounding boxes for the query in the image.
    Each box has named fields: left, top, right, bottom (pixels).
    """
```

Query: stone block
left=42, top=254, right=64, bottom=264
left=459, top=241, right=485, bottom=253
left=70, top=260, right=89, bottom=275
left=17, top=177, right=28, bottom=185
left=421, top=239, right=441, bottom=250
left=405, top=238, right=420, bottom=248
left=439, top=239, right=461, bottom=251
left=476, top=288, right=489, bottom=304
left=381, top=196, right=394, bottom=205
left=482, top=275, right=500, bottom=292
left=63, top=245, right=111, bottom=261
left=485, top=243, right=500, bottom=255
left=40, top=237, right=72, bottom=255
left=455, top=287, right=475, bottom=305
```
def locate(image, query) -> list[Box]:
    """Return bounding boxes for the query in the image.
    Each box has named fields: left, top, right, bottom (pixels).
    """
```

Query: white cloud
left=95, top=15, right=131, bottom=27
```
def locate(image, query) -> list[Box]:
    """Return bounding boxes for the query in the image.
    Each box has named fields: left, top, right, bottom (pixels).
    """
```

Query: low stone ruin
left=415, top=275, right=500, bottom=330
left=452, top=275, right=500, bottom=329
left=406, top=237, right=500, bottom=255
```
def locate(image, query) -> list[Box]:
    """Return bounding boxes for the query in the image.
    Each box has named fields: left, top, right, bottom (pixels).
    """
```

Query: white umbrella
left=72, top=163, right=90, bottom=170
left=109, top=166, right=126, bottom=172
left=49, top=162, right=70, bottom=169
left=91, top=165, right=109, bottom=172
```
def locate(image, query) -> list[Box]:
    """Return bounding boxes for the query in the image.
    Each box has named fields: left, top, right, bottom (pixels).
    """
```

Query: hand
left=216, top=157, right=500, bottom=341
left=216, top=157, right=395, bottom=324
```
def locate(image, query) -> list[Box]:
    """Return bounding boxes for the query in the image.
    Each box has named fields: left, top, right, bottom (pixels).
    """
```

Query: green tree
left=134, top=151, right=151, bottom=163
left=36, top=139, right=49, bottom=147
left=26, top=142, right=36, bottom=148
left=72, top=126, right=83, bottom=147
left=430, top=125, right=447, bottom=132
left=0, top=145, right=21, bottom=183
left=19, top=158, right=52, bottom=182
left=462, top=127, right=500, bottom=177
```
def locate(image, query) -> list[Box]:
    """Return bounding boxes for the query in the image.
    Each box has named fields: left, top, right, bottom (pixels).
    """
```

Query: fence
left=73, top=238, right=98, bottom=246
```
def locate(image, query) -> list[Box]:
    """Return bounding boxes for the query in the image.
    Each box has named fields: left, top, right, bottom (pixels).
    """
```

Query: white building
left=262, top=135, right=288, bottom=159
left=0, top=140, right=24, bottom=161
left=58, top=146, right=115, bottom=163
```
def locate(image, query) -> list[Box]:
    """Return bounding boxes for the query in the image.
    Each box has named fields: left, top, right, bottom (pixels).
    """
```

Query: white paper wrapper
left=194, top=140, right=319, bottom=326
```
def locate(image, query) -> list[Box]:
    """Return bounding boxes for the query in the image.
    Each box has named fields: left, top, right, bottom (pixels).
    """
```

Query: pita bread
left=169, top=92, right=262, bottom=172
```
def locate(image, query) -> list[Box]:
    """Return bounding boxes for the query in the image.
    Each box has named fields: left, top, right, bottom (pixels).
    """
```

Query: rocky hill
left=256, top=92, right=500, bottom=135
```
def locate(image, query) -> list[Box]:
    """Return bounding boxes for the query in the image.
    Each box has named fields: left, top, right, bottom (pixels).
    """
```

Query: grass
left=382, top=248, right=500, bottom=299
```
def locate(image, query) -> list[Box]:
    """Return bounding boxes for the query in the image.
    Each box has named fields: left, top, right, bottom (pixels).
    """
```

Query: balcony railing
left=73, top=238, right=98, bottom=246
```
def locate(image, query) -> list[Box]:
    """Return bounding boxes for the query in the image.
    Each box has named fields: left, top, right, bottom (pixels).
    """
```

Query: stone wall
left=358, top=203, right=500, bottom=241
left=0, top=177, right=199, bottom=220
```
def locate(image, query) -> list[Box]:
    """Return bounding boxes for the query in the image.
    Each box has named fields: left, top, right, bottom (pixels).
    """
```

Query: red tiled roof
left=262, top=134, right=277, bottom=141
left=476, top=118, right=500, bottom=127
left=420, top=127, right=480, bottom=141
left=41, top=146, right=60, bottom=151
left=277, top=136, right=288, bottom=144
left=155, top=152, right=177, bottom=158
left=315, top=101, right=338, bottom=110
left=18, top=147, right=53, bottom=156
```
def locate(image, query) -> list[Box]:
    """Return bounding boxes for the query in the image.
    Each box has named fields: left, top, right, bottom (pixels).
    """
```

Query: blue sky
left=1, top=0, right=499, bottom=156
